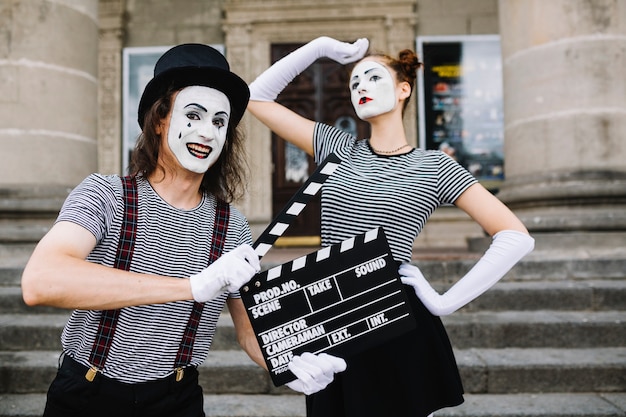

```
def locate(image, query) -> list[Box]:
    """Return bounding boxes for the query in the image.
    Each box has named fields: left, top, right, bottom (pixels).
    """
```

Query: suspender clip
left=85, top=365, right=98, bottom=382
left=175, top=367, right=184, bottom=382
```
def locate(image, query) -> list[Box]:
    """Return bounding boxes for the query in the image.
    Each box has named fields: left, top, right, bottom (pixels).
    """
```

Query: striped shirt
left=313, top=122, right=477, bottom=262
left=56, top=174, right=252, bottom=383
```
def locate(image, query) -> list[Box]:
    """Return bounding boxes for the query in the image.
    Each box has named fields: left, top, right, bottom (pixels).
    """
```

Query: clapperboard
left=241, top=153, right=416, bottom=386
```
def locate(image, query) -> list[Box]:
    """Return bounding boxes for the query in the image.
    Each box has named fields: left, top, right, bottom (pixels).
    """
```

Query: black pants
left=43, top=355, right=205, bottom=417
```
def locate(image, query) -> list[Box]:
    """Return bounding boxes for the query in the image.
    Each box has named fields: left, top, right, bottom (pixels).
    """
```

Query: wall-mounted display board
left=417, top=35, right=504, bottom=191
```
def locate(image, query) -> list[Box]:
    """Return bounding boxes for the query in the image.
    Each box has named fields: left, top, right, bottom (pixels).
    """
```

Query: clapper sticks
left=250, top=152, right=342, bottom=260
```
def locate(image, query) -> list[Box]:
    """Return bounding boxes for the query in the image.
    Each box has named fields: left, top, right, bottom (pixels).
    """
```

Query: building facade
left=2, top=0, right=625, bottom=252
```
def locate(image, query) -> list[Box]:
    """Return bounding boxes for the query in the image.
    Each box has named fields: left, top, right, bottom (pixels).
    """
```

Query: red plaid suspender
left=85, top=176, right=230, bottom=382
left=86, top=176, right=137, bottom=381
left=173, top=200, right=229, bottom=380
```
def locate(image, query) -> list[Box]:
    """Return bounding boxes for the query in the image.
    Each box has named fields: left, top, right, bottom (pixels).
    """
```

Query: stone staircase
left=0, top=243, right=625, bottom=417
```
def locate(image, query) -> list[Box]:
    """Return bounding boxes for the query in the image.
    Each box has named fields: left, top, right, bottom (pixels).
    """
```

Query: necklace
left=370, top=142, right=411, bottom=154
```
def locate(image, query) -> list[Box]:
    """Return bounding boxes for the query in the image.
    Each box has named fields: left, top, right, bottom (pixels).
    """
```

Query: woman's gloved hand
left=249, top=36, right=369, bottom=102
left=400, top=230, right=534, bottom=316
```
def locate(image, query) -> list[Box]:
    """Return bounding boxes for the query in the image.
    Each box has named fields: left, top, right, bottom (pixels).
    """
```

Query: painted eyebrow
left=351, top=67, right=380, bottom=81
left=184, top=103, right=208, bottom=112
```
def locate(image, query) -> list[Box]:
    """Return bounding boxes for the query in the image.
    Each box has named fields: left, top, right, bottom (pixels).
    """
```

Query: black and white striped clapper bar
left=241, top=154, right=416, bottom=386
left=251, top=152, right=341, bottom=259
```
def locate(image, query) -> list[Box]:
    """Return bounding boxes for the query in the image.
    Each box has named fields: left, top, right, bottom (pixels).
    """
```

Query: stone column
left=0, top=0, right=99, bottom=243
left=496, top=0, right=626, bottom=251
left=97, top=0, right=124, bottom=175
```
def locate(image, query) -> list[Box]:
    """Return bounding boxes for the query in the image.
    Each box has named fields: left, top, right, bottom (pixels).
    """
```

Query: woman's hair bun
left=398, top=49, right=422, bottom=82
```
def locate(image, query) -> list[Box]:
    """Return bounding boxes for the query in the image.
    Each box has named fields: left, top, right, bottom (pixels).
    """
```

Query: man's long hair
left=128, top=86, right=248, bottom=203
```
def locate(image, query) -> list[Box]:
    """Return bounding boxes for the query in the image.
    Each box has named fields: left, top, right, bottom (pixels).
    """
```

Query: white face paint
left=166, top=86, right=231, bottom=174
left=350, top=60, right=397, bottom=120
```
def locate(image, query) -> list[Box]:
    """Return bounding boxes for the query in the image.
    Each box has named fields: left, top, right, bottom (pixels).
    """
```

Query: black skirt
left=306, top=285, right=464, bottom=417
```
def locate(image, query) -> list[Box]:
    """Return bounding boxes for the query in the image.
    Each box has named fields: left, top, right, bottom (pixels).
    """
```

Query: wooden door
left=271, top=43, right=370, bottom=241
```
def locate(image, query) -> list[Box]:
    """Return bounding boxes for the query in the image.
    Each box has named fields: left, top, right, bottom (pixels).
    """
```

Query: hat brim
left=138, top=66, right=250, bottom=129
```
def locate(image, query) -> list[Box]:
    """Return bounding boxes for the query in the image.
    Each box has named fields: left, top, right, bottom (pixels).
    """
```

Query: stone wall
left=0, top=0, right=501, bottom=246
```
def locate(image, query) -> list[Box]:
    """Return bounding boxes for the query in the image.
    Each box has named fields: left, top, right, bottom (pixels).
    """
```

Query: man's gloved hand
left=249, top=36, right=369, bottom=102
left=400, top=230, right=535, bottom=316
left=189, top=244, right=260, bottom=302
left=286, top=352, right=347, bottom=395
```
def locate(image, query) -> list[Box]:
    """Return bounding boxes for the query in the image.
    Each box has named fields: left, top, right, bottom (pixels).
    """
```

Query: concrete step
left=2, top=310, right=624, bottom=352
left=443, top=310, right=626, bottom=348
left=2, top=348, right=624, bottom=395
left=0, top=313, right=241, bottom=351
left=3, top=253, right=626, bottom=287
left=1, top=392, right=625, bottom=417
left=261, top=245, right=626, bottom=282
left=2, top=279, right=625, bottom=315
left=0, top=244, right=36, bottom=268
left=458, top=280, right=626, bottom=312
left=0, top=288, right=67, bottom=315
left=0, top=268, right=22, bottom=288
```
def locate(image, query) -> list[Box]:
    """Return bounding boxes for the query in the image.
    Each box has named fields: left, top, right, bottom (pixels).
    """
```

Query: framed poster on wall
left=122, top=44, right=224, bottom=174
left=416, top=35, right=504, bottom=191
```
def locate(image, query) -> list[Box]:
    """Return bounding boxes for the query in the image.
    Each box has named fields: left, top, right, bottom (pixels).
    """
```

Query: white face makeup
left=166, top=86, right=231, bottom=174
left=350, top=60, right=397, bottom=120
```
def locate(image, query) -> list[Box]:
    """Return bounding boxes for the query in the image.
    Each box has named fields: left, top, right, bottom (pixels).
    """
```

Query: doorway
left=270, top=43, right=369, bottom=244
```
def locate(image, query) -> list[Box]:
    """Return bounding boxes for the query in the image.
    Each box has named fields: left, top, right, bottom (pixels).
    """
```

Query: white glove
left=189, top=244, right=261, bottom=302
left=285, top=352, right=347, bottom=395
left=400, top=230, right=535, bottom=316
left=249, top=36, right=369, bottom=102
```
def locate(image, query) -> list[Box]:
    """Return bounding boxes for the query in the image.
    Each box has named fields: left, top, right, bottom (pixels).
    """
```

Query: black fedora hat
left=137, top=43, right=249, bottom=129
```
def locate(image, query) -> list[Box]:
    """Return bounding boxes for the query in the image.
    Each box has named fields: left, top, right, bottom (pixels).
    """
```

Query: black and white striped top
left=56, top=174, right=252, bottom=383
left=314, top=123, right=477, bottom=262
